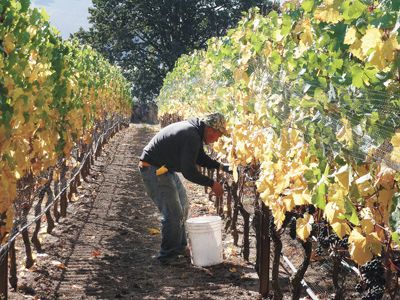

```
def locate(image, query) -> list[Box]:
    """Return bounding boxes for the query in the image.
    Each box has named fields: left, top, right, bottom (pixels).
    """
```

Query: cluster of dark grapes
left=315, top=224, right=328, bottom=255
left=392, top=251, right=400, bottom=275
left=314, top=223, right=349, bottom=256
left=336, top=236, right=348, bottom=249
left=355, top=257, right=385, bottom=300
left=302, top=204, right=316, bottom=215
left=288, top=217, right=296, bottom=240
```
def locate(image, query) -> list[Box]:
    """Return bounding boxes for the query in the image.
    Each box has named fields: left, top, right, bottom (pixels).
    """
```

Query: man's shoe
left=158, top=255, right=188, bottom=266
left=178, top=247, right=191, bottom=258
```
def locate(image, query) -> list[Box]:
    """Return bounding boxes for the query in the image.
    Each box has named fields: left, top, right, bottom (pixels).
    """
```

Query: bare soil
left=8, top=124, right=360, bottom=300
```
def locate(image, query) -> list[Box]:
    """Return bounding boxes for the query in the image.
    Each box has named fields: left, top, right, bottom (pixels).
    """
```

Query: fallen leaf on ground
left=91, top=250, right=102, bottom=257
left=51, top=260, right=67, bottom=269
left=71, top=194, right=80, bottom=202
left=72, top=285, right=83, bottom=290
left=229, top=267, right=237, bottom=273
left=148, top=227, right=160, bottom=235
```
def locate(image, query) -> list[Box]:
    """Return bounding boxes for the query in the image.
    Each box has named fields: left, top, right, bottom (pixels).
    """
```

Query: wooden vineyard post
left=60, top=161, right=68, bottom=218
left=259, top=202, right=270, bottom=297
left=0, top=249, right=8, bottom=299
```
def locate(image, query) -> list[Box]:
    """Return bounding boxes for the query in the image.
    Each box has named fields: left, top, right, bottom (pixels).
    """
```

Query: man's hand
left=220, top=163, right=233, bottom=175
left=211, top=181, right=223, bottom=197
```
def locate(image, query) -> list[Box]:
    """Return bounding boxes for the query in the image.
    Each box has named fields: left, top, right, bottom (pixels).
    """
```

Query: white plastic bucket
left=186, top=215, right=223, bottom=267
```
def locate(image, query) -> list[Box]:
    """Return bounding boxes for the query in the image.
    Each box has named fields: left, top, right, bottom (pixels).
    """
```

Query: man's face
left=204, top=127, right=222, bottom=145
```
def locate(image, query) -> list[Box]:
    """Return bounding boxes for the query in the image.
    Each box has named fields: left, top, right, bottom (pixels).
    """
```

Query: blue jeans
left=139, top=165, right=188, bottom=260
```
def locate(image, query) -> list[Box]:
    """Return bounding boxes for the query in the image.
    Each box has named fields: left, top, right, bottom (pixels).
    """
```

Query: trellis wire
left=0, top=117, right=128, bottom=263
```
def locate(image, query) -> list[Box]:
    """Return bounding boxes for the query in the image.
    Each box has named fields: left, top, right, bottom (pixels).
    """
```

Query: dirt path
left=10, top=124, right=259, bottom=300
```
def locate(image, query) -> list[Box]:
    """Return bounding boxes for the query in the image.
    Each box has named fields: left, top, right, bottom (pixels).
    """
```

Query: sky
left=31, top=0, right=93, bottom=39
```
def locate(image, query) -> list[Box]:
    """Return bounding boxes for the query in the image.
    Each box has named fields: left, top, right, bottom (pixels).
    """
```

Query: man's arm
left=196, top=146, right=220, bottom=169
left=197, top=145, right=232, bottom=174
left=180, top=140, right=215, bottom=187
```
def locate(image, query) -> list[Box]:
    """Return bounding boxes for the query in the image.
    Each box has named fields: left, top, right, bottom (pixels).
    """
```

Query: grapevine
left=0, top=0, right=132, bottom=243
left=157, top=0, right=400, bottom=297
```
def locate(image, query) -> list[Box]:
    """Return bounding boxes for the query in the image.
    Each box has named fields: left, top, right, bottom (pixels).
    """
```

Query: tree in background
left=74, top=0, right=278, bottom=105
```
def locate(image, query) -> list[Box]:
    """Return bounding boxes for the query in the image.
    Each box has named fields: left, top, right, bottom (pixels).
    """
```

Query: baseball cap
left=202, top=112, right=229, bottom=136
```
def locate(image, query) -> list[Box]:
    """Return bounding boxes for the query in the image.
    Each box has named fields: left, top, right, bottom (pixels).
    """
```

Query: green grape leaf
left=350, top=65, right=364, bottom=88
left=301, top=0, right=314, bottom=13
left=345, top=199, right=360, bottom=225
left=40, top=8, right=50, bottom=22
left=20, top=0, right=30, bottom=12
left=392, top=232, right=400, bottom=246
left=312, top=164, right=329, bottom=209
left=392, top=0, right=400, bottom=10
left=281, top=15, right=293, bottom=35
left=389, top=192, right=400, bottom=233
left=342, top=0, right=366, bottom=21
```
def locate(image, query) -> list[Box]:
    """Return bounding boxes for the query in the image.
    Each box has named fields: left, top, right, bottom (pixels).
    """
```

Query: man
left=139, top=112, right=231, bottom=265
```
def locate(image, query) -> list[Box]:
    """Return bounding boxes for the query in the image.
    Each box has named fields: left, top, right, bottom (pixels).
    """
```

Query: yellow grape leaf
left=27, top=25, right=38, bottom=39
left=282, top=195, right=295, bottom=211
left=344, top=26, right=357, bottom=45
left=273, top=29, right=285, bottom=42
left=293, top=189, right=312, bottom=205
left=366, top=232, right=382, bottom=256
left=360, top=207, right=374, bottom=220
left=349, top=241, right=371, bottom=266
left=369, top=44, right=387, bottom=70
left=324, top=201, right=342, bottom=223
left=148, top=228, right=160, bottom=235
left=257, top=176, right=272, bottom=194
left=391, top=148, right=400, bottom=164
left=334, top=164, right=351, bottom=192
left=356, top=173, right=372, bottom=185
left=390, top=131, right=400, bottom=164
left=375, top=166, right=396, bottom=190
left=239, top=44, right=253, bottom=65
left=331, top=221, right=351, bottom=239
left=360, top=219, right=374, bottom=234
left=263, top=41, right=273, bottom=57
left=355, top=173, right=375, bottom=197
left=337, top=118, right=353, bottom=147
left=361, top=28, right=382, bottom=55
left=296, top=213, right=314, bottom=241
left=327, top=184, right=346, bottom=209
left=391, top=130, right=400, bottom=147
left=377, top=189, right=395, bottom=222
left=233, top=66, right=250, bottom=84
left=382, top=35, right=400, bottom=62
left=349, top=38, right=365, bottom=60
left=3, top=34, right=15, bottom=54
left=348, top=227, right=383, bottom=265
left=348, top=228, right=370, bottom=265
left=299, top=18, right=313, bottom=48
left=314, top=0, right=343, bottom=24
left=273, top=208, right=286, bottom=229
